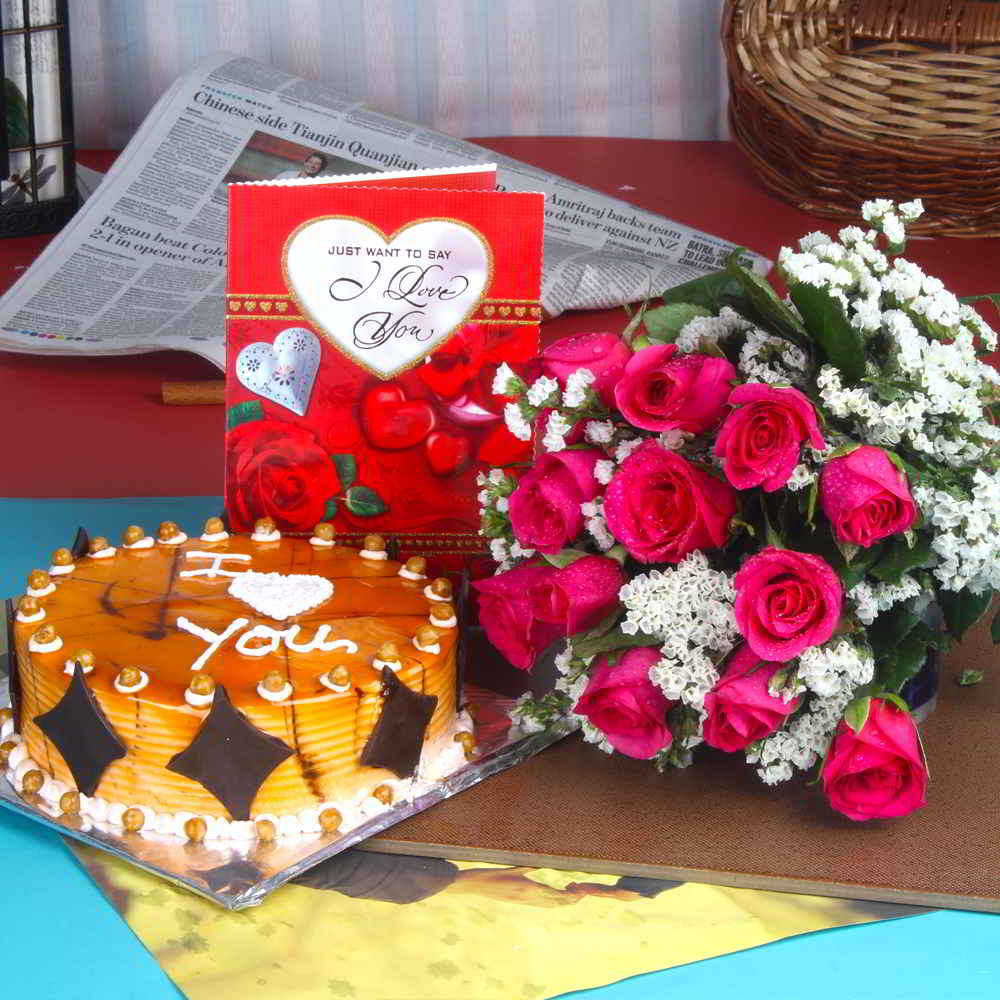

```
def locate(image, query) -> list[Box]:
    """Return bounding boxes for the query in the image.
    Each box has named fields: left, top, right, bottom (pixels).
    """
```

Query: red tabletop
left=2, top=141, right=998, bottom=498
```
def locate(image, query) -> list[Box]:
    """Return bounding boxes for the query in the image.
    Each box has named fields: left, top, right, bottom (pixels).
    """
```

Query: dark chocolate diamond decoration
left=166, top=685, right=293, bottom=821
left=70, top=526, right=91, bottom=560
left=360, top=668, right=438, bottom=778
left=34, top=666, right=127, bottom=796
left=193, top=856, right=266, bottom=894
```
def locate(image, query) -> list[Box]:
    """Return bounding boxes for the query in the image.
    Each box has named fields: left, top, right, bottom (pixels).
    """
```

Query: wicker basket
left=723, top=0, right=1000, bottom=236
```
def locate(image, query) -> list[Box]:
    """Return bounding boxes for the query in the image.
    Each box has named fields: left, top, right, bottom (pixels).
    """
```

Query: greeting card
left=225, top=166, right=544, bottom=555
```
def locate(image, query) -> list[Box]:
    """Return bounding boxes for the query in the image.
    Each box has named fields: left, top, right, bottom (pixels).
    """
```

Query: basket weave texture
left=723, top=0, right=1000, bottom=236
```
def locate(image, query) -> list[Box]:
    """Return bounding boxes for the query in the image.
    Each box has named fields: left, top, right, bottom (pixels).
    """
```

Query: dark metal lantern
left=0, top=0, right=77, bottom=236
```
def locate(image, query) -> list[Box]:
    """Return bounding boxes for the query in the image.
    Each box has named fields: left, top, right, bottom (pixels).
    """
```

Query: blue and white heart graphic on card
left=234, top=326, right=320, bottom=416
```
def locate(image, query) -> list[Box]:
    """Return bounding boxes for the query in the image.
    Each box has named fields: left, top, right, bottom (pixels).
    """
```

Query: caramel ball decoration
left=32, top=624, right=57, bottom=645
left=415, top=625, right=440, bottom=648
left=326, top=665, right=350, bottom=688
left=117, top=665, right=143, bottom=688
left=255, top=818, right=277, bottom=841
left=363, top=533, right=386, bottom=552
left=203, top=516, right=225, bottom=535
left=88, top=536, right=110, bottom=554
left=122, top=525, right=145, bottom=545
left=313, top=522, right=335, bottom=541
left=430, top=602, right=456, bottom=624
left=254, top=517, right=277, bottom=535
left=261, top=670, right=287, bottom=693
left=27, top=569, right=50, bottom=591
left=319, top=808, right=342, bottom=834
left=60, top=791, right=81, bottom=816
left=51, top=547, right=73, bottom=567
left=21, top=770, right=44, bottom=794
left=18, top=595, right=41, bottom=617
left=74, top=649, right=97, bottom=672
left=0, top=741, right=17, bottom=765
left=122, top=807, right=145, bottom=832
left=372, top=784, right=393, bottom=805
left=189, top=673, right=216, bottom=696
left=376, top=641, right=400, bottom=663
left=0, top=707, right=11, bottom=725
left=184, top=817, right=208, bottom=843
left=428, top=577, right=453, bottom=599
left=404, top=556, right=427, bottom=575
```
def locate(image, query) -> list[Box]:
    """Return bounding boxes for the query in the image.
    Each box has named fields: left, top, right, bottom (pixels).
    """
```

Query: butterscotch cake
left=3, top=519, right=468, bottom=841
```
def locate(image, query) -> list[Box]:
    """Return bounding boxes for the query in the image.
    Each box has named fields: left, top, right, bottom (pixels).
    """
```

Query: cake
left=2, top=517, right=472, bottom=842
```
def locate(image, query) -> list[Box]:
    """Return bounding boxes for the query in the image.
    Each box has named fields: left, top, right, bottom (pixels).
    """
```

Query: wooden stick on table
left=161, top=381, right=225, bottom=405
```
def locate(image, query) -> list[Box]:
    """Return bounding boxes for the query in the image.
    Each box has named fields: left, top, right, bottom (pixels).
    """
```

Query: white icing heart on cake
left=228, top=570, right=333, bottom=620
left=235, top=326, right=320, bottom=416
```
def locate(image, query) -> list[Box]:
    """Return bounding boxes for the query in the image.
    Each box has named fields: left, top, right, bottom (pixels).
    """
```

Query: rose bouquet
left=476, top=200, right=999, bottom=822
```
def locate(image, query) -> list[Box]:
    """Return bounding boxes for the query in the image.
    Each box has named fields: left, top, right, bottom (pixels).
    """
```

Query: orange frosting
left=13, top=535, right=457, bottom=820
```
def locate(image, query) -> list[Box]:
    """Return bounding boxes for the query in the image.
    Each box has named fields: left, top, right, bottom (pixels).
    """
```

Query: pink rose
left=508, top=449, right=602, bottom=554
left=574, top=647, right=674, bottom=759
left=733, top=547, right=843, bottom=661
left=540, top=332, right=631, bottom=404
left=603, top=440, right=737, bottom=563
left=820, top=445, right=918, bottom=548
left=702, top=645, right=801, bottom=752
left=613, top=344, right=737, bottom=433
left=473, top=563, right=563, bottom=670
left=714, top=384, right=826, bottom=492
left=822, top=699, right=928, bottom=821
left=531, top=555, right=626, bottom=634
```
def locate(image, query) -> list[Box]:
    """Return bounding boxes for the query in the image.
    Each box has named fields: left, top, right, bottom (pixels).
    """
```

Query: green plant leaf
left=5, top=78, right=30, bottom=147
left=226, top=399, right=262, bottom=429
left=957, top=669, right=985, bottom=687
left=726, top=253, right=810, bottom=348
left=937, top=588, right=993, bottom=642
left=332, top=454, right=357, bottom=490
left=344, top=485, right=386, bottom=517
left=866, top=603, right=919, bottom=659
left=878, top=625, right=936, bottom=692
left=571, top=628, right=661, bottom=662
left=869, top=533, right=932, bottom=584
left=661, top=269, right=746, bottom=314
left=844, top=696, right=871, bottom=735
left=541, top=548, right=591, bottom=568
left=642, top=303, right=711, bottom=343
left=788, top=283, right=866, bottom=383
left=570, top=610, right=622, bottom=650
left=323, top=499, right=338, bottom=519
left=604, top=544, right=627, bottom=566
left=959, top=292, right=1000, bottom=322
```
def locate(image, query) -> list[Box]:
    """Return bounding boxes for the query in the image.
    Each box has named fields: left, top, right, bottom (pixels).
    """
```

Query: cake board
left=369, top=618, right=1000, bottom=913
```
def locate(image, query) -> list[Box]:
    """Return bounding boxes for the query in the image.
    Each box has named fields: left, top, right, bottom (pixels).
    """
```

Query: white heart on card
left=234, top=326, right=320, bottom=416
left=283, top=217, right=493, bottom=379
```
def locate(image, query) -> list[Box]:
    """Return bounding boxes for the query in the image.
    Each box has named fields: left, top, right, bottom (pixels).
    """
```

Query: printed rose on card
left=225, top=166, right=543, bottom=548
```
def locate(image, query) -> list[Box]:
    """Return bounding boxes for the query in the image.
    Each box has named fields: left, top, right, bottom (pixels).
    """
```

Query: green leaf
left=570, top=610, right=622, bottom=650
left=826, top=442, right=862, bottom=460
left=571, top=627, right=661, bottom=662
left=806, top=479, right=819, bottom=526
left=878, top=626, right=934, bottom=692
left=323, top=499, right=338, bottom=520
left=642, top=303, right=711, bottom=344
left=226, top=399, right=262, bottom=429
left=844, top=696, right=871, bottom=735
left=957, top=669, right=985, bottom=687
left=726, top=252, right=810, bottom=348
left=332, top=454, right=357, bottom=490
left=661, top=269, right=746, bottom=314
left=5, top=78, right=30, bottom=147
left=867, top=603, right=919, bottom=659
left=870, top=533, right=932, bottom=585
left=959, top=292, right=1000, bottom=322
left=541, top=548, right=591, bottom=568
left=993, top=609, right=1000, bottom=645
left=788, top=283, right=866, bottom=383
left=835, top=538, right=860, bottom=565
left=344, top=485, right=386, bottom=517
left=937, top=588, right=993, bottom=642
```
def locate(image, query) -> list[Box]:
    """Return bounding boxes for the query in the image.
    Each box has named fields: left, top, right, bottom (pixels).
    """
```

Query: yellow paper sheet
left=71, top=844, right=923, bottom=1000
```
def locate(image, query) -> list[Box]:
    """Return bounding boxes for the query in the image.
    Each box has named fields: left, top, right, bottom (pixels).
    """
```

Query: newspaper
left=0, top=53, right=769, bottom=369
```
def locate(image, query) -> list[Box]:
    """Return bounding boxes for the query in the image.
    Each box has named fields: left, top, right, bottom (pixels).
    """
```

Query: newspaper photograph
left=0, top=53, right=769, bottom=369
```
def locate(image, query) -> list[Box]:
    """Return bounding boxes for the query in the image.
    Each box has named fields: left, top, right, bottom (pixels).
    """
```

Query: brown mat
left=372, top=618, right=1000, bottom=912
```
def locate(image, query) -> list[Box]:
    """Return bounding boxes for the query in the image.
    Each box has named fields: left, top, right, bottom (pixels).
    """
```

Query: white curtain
left=70, top=0, right=729, bottom=148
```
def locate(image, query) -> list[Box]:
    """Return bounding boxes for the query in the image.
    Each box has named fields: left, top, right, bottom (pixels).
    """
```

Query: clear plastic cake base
left=1, top=601, right=576, bottom=910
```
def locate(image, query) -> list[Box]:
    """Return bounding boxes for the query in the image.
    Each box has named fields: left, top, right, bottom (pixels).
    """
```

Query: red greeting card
left=225, top=166, right=544, bottom=556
